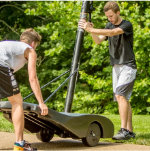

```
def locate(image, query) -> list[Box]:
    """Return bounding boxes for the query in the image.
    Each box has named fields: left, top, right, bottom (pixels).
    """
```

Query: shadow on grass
left=101, top=133, right=150, bottom=146
left=135, top=133, right=150, bottom=145
left=137, top=133, right=150, bottom=139
left=112, top=133, right=150, bottom=145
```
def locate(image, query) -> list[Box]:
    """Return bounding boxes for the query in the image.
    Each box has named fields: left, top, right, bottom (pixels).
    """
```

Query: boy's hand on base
left=39, top=103, right=48, bottom=115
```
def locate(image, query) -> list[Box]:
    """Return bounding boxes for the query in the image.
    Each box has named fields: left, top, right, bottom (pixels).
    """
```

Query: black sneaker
left=112, top=128, right=131, bottom=140
left=128, top=130, right=136, bottom=138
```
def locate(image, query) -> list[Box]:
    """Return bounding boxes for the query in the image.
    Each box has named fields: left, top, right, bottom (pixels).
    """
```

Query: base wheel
left=82, top=122, right=101, bottom=147
left=36, top=128, right=54, bottom=142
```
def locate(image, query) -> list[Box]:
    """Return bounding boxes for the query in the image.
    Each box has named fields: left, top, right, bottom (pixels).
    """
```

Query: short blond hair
left=104, top=2, right=120, bottom=13
left=20, top=28, right=41, bottom=45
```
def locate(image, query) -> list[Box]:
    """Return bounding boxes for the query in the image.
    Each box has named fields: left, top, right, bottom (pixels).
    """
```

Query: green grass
left=0, top=112, right=14, bottom=132
left=0, top=112, right=150, bottom=145
left=102, top=114, right=150, bottom=146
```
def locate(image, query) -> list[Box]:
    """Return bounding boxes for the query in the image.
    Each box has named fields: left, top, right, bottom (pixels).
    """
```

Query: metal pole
left=64, top=1, right=91, bottom=112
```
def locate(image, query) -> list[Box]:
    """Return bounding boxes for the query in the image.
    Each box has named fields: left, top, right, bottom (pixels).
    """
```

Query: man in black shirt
left=79, top=1, right=137, bottom=140
left=105, top=20, right=136, bottom=69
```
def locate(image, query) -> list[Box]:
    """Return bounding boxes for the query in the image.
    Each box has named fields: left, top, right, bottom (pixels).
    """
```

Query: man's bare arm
left=91, top=34, right=106, bottom=44
left=78, top=20, right=124, bottom=37
left=88, top=27, right=124, bottom=37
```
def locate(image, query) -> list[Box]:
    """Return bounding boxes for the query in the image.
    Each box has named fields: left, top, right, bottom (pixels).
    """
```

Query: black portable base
left=0, top=101, right=114, bottom=146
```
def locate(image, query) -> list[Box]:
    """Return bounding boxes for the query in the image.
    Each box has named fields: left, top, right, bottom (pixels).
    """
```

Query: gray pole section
left=64, top=1, right=90, bottom=112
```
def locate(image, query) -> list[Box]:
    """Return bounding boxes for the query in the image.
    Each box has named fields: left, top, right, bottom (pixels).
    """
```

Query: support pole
left=64, top=1, right=92, bottom=112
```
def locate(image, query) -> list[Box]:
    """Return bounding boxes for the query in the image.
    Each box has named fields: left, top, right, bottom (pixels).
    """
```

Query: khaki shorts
left=113, top=64, right=137, bottom=101
left=0, top=65, right=20, bottom=99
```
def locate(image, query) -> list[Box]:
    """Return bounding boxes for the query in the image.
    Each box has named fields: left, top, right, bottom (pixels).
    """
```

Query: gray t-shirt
left=0, top=41, right=32, bottom=72
left=105, top=20, right=136, bottom=69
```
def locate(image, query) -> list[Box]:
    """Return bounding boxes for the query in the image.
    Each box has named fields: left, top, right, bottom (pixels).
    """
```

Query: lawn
left=103, top=114, right=150, bottom=146
left=0, top=112, right=150, bottom=146
left=0, top=112, right=14, bottom=132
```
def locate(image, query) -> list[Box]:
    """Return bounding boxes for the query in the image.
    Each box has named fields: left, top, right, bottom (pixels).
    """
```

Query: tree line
left=0, top=1, right=150, bottom=114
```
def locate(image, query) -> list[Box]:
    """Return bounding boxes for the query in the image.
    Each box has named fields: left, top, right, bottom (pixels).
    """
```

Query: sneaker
left=14, top=143, right=24, bottom=151
left=112, top=128, right=131, bottom=140
left=14, top=140, right=37, bottom=151
left=128, top=130, right=136, bottom=138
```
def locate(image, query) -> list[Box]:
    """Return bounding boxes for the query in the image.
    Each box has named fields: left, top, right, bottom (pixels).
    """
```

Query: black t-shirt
left=105, top=20, right=136, bottom=69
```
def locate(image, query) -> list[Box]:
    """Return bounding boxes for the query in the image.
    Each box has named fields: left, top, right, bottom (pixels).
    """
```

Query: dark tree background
left=0, top=1, right=150, bottom=114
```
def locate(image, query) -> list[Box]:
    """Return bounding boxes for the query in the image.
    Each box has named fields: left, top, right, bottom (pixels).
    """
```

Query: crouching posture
left=0, top=28, right=48, bottom=150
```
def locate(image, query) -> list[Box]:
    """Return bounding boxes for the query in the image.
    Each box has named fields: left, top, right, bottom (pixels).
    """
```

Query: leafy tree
left=0, top=1, right=149, bottom=114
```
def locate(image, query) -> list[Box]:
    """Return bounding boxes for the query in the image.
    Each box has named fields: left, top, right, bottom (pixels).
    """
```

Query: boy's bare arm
left=26, top=48, right=48, bottom=115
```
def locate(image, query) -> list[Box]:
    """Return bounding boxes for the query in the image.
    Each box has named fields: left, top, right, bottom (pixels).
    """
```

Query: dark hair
left=104, top=2, right=120, bottom=13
